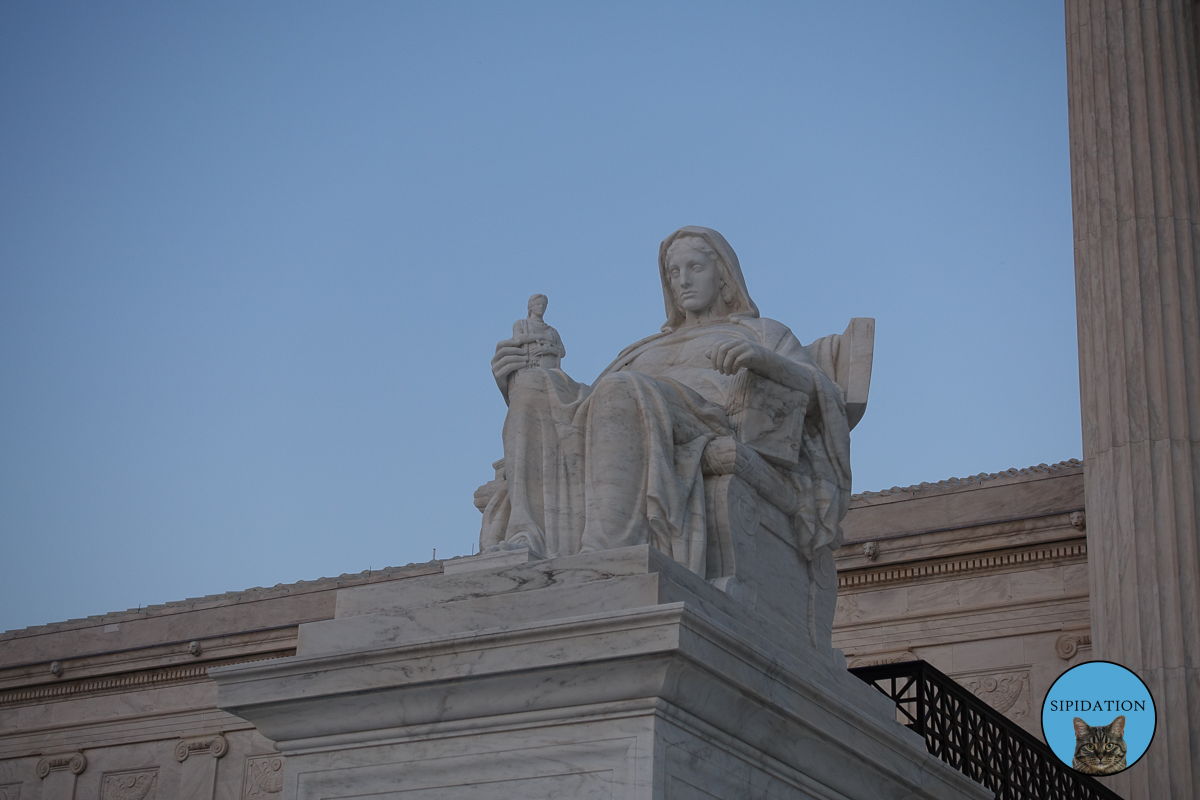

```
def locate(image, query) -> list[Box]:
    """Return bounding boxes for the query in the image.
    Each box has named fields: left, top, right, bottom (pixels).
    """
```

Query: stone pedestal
left=1065, top=1, right=1200, bottom=796
left=212, top=546, right=986, bottom=800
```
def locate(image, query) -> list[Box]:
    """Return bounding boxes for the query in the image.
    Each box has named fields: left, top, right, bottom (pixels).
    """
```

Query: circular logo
left=1041, top=661, right=1156, bottom=776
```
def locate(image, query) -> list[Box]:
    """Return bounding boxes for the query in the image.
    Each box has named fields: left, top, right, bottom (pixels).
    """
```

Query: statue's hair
left=666, top=234, right=717, bottom=262
left=658, top=226, right=759, bottom=332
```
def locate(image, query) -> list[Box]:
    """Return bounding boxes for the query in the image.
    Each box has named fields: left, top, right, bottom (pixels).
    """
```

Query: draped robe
left=480, top=316, right=852, bottom=575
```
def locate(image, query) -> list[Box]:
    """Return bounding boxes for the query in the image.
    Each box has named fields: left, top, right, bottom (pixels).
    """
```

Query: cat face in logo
left=1072, top=715, right=1127, bottom=775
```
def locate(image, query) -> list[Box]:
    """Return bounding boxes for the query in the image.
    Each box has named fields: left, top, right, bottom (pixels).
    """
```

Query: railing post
left=914, top=661, right=926, bottom=739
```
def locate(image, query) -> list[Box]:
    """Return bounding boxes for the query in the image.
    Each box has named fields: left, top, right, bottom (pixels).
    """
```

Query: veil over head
left=658, top=226, right=760, bottom=332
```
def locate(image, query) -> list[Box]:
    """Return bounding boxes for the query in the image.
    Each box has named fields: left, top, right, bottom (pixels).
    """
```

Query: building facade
left=0, top=460, right=1090, bottom=800
left=835, top=459, right=1089, bottom=740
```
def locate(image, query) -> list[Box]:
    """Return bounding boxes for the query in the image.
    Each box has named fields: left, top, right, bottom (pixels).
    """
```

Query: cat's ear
left=1074, top=717, right=1091, bottom=738
left=1109, top=715, right=1126, bottom=737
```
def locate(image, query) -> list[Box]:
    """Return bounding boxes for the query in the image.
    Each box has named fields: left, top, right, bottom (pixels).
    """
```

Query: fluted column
left=1065, top=0, right=1200, bottom=796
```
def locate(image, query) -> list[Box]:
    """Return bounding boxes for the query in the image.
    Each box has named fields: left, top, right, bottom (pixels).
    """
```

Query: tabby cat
left=1072, top=715, right=1127, bottom=775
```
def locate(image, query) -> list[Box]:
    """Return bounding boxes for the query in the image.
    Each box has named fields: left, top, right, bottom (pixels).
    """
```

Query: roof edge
left=851, top=458, right=1083, bottom=502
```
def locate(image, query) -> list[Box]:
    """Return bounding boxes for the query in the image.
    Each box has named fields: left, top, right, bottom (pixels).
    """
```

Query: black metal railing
left=849, top=660, right=1123, bottom=800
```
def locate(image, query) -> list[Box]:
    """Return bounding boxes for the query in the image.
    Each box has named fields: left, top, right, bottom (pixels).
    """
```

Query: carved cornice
left=851, top=459, right=1083, bottom=501
left=175, top=733, right=228, bottom=761
left=0, top=653, right=291, bottom=707
left=838, top=541, right=1087, bottom=590
left=36, top=753, right=86, bottom=778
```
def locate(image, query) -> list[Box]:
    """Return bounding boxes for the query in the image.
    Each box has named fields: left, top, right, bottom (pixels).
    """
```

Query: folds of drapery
left=480, top=318, right=852, bottom=575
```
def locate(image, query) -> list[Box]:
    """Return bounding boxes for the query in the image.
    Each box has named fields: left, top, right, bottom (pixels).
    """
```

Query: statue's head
left=527, top=293, right=548, bottom=317
left=658, top=227, right=758, bottom=331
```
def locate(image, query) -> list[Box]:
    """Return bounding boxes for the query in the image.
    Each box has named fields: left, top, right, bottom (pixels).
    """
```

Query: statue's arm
left=490, top=336, right=572, bottom=404
left=491, top=339, right=527, bottom=404
left=706, top=338, right=814, bottom=396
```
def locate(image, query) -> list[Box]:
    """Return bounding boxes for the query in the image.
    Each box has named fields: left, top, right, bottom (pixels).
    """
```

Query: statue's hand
left=707, top=339, right=775, bottom=376
left=491, top=338, right=528, bottom=403
left=707, top=339, right=814, bottom=395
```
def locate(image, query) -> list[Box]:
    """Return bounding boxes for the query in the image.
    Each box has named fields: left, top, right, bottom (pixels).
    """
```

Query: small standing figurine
left=512, top=293, right=565, bottom=372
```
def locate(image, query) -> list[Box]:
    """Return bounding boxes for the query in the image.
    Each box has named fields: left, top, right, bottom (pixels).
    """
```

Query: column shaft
left=1065, top=0, right=1200, bottom=796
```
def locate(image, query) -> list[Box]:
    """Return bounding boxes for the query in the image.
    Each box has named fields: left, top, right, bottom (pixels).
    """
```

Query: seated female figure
left=481, top=227, right=851, bottom=577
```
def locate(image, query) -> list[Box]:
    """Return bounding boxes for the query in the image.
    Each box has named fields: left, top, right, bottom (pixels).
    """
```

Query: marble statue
left=478, top=226, right=855, bottom=583
left=209, top=236, right=935, bottom=800
left=510, top=293, right=565, bottom=373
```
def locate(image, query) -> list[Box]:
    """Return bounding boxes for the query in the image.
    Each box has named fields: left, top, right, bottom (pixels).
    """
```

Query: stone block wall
left=0, top=461, right=1092, bottom=792
left=834, top=460, right=1091, bottom=738
left=0, top=563, right=439, bottom=800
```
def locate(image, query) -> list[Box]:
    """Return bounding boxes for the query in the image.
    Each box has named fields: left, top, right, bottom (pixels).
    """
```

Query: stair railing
left=850, top=660, right=1124, bottom=800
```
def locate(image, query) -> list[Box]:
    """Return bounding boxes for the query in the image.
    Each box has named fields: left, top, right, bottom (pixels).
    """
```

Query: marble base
left=212, top=546, right=987, bottom=800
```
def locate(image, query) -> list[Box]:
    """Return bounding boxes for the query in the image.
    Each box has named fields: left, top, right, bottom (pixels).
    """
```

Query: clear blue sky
left=0, top=2, right=1078, bottom=633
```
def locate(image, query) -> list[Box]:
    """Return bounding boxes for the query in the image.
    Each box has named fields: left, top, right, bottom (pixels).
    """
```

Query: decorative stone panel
left=243, top=756, right=284, bottom=798
left=0, top=783, right=21, bottom=800
left=101, top=769, right=158, bottom=800
left=958, top=669, right=1030, bottom=719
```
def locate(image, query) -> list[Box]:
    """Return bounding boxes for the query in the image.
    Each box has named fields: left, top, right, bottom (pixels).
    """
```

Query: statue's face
left=667, top=239, right=721, bottom=314
left=529, top=296, right=547, bottom=316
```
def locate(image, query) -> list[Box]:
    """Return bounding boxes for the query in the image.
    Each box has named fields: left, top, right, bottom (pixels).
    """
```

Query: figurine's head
left=658, top=227, right=758, bottom=332
left=527, top=294, right=548, bottom=317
